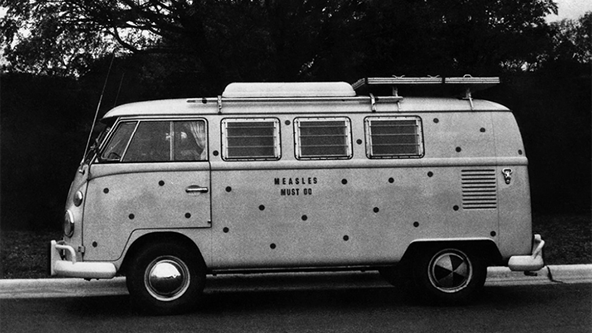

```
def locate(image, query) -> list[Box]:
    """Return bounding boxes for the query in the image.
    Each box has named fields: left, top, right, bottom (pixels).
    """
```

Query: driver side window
left=99, top=119, right=207, bottom=163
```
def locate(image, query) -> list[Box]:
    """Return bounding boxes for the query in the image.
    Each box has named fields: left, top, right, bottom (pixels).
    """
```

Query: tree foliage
left=1, top=0, right=561, bottom=80
left=1, top=1, right=110, bottom=75
left=546, top=13, right=592, bottom=64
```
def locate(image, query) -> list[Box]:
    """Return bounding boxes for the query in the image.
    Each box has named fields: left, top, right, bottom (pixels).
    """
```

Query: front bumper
left=508, top=234, right=545, bottom=271
left=49, top=240, right=116, bottom=279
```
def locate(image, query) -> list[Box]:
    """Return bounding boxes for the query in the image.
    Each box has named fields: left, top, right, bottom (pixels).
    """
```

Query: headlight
left=73, top=190, right=84, bottom=207
left=64, top=210, right=75, bottom=237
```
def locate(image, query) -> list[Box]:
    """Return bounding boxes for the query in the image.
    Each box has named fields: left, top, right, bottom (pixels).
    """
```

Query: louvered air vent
left=461, top=169, right=497, bottom=210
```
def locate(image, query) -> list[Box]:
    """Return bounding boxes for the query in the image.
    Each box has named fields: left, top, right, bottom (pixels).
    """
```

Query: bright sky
left=546, top=0, right=592, bottom=21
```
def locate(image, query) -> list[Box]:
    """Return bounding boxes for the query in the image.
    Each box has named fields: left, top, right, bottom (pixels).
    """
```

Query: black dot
left=302, top=215, right=308, bottom=221
left=491, top=231, right=497, bottom=237
left=373, top=207, right=379, bottom=213
left=185, top=213, right=191, bottom=218
left=433, top=118, right=439, bottom=123
left=103, top=188, right=109, bottom=194
left=201, top=98, right=207, bottom=104
left=343, top=235, right=349, bottom=241
left=427, top=171, right=434, bottom=177
left=453, top=205, right=460, bottom=211
left=213, top=150, right=219, bottom=156
left=270, top=243, right=276, bottom=249
left=518, top=150, right=523, bottom=155
left=341, top=179, right=348, bottom=185
left=285, top=120, right=291, bottom=125
left=226, top=186, right=232, bottom=192
left=92, top=242, right=98, bottom=248
left=480, top=128, right=486, bottom=133
left=413, top=221, right=420, bottom=227
left=129, top=214, right=135, bottom=220
left=356, top=139, right=362, bottom=145
left=456, top=147, right=462, bottom=153
left=223, top=227, right=229, bottom=233
left=259, top=205, right=265, bottom=211
left=388, top=177, right=394, bottom=183
left=158, top=180, right=165, bottom=186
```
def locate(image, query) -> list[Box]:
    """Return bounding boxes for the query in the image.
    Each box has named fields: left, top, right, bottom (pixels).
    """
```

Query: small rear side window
left=365, top=116, right=424, bottom=158
left=295, top=117, right=352, bottom=159
left=221, top=118, right=281, bottom=160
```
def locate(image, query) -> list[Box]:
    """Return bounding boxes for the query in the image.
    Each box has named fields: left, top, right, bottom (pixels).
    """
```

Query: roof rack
left=352, top=75, right=499, bottom=94
left=352, top=75, right=500, bottom=110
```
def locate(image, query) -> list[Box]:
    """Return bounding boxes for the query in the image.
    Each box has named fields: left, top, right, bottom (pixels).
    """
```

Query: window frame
left=221, top=117, right=282, bottom=161
left=364, top=116, right=425, bottom=159
left=294, top=117, right=353, bottom=160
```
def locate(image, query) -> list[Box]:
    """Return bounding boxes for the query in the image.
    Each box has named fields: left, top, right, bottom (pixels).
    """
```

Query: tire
left=411, top=246, right=486, bottom=305
left=126, top=242, right=206, bottom=315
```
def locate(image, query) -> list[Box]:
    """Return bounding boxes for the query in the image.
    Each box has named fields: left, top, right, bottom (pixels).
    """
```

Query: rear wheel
left=412, top=247, right=486, bottom=305
left=126, top=242, right=206, bottom=315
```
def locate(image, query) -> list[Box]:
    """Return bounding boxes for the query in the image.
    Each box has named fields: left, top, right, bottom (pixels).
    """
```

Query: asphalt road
left=1, top=282, right=590, bottom=333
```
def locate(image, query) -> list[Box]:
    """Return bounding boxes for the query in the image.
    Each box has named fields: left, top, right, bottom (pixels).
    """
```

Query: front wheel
left=126, top=242, right=206, bottom=315
left=412, top=247, right=486, bottom=305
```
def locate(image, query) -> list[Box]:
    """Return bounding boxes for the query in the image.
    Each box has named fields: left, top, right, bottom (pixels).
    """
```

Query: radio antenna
left=113, top=72, right=125, bottom=108
left=81, top=53, right=115, bottom=165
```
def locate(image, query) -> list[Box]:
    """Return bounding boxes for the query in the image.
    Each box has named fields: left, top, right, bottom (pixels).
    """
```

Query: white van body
left=50, top=77, right=544, bottom=314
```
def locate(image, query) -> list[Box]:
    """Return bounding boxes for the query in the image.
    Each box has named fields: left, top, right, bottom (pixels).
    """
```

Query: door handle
left=186, top=185, right=209, bottom=193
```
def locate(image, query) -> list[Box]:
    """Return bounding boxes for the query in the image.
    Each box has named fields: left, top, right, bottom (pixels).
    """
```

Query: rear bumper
left=49, top=240, right=116, bottom=279
left=508, top=234, right=545, bottom=271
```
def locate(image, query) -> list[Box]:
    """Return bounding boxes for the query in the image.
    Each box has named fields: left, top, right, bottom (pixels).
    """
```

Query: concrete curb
left=1, top=264, right=590, bottom=299
left=486, top=264, right=592, bottom=285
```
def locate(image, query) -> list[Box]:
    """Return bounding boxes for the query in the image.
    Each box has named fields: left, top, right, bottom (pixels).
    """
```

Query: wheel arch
left=120, top=231, right=206, bottom=275
left=401, top=239, right=503, bottom=267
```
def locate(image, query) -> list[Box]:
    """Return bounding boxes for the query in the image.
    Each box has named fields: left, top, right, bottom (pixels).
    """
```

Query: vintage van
left=50, top=76, right=545, bottom=314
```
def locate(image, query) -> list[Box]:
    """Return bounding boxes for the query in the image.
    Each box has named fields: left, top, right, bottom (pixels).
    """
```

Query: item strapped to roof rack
left=352, top=76, right=443, bottom=90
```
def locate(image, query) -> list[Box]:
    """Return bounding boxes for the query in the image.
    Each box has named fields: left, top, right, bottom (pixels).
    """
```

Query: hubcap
left=145, top=256, right=190, bottom=301
left=428, top=250, right=472, bottom=293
